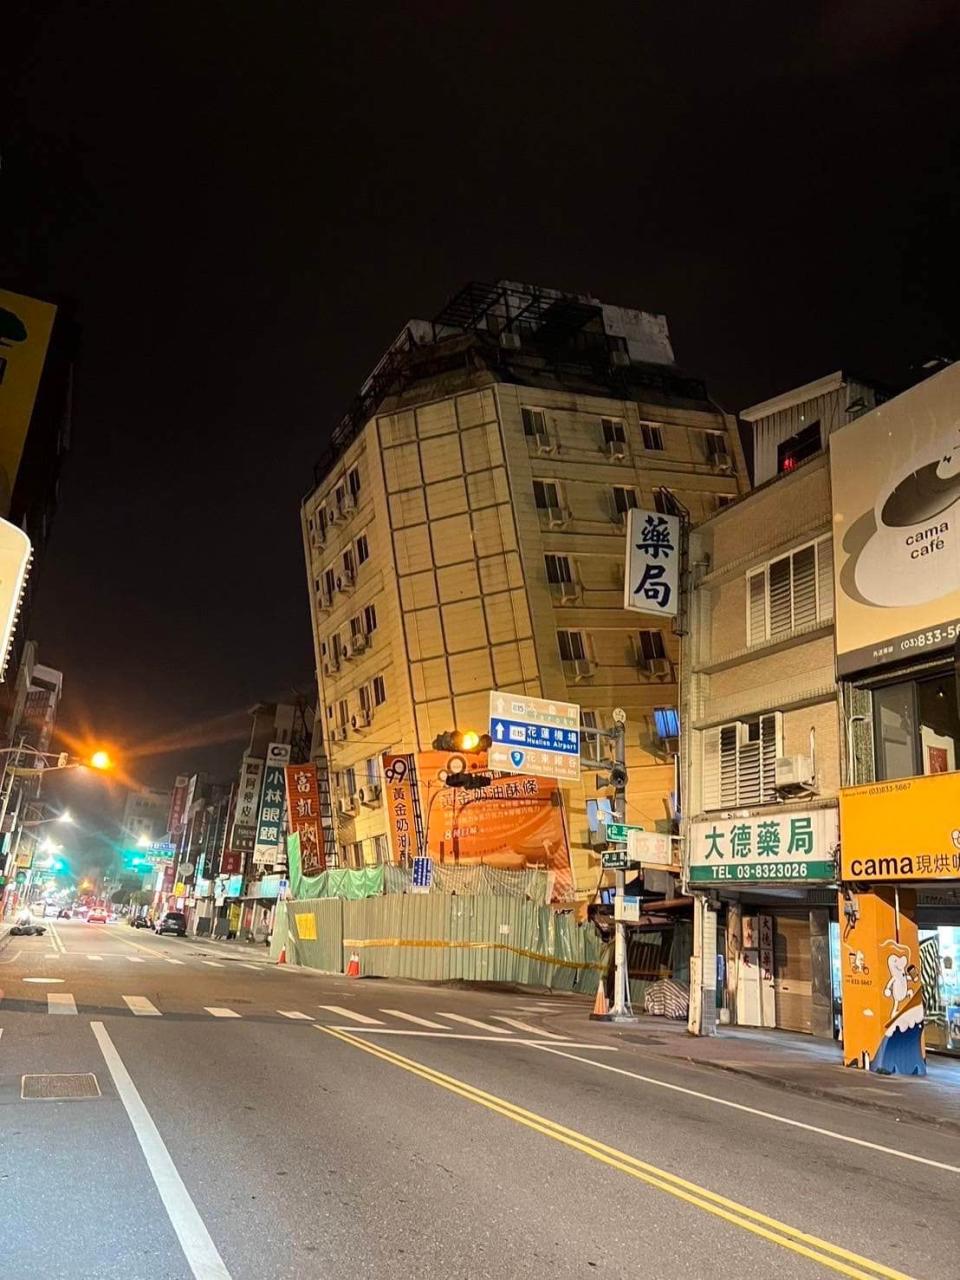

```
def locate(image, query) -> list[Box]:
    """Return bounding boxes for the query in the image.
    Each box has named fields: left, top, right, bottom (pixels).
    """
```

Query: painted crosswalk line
left=205, top=1007, right=241, bottom=1018
left=318, top=1005, right=384, bottom=1025
left=24, top=977, right=63, bottom=983
left=438, top=1012, right=511, bottom=1034
left=164, top=958, right=185, bottom=966
left=48, top=993, right=77, bottom=1015
left=123, top=996, right=161, bottom=1017
left=491, top=1016, right=565, bottom=1039
left=127, top=957, right=145, bottom=964
left=380, top=1009, right=447, bottom=1029
left=278, top=1010, right=314, bottom=1020
left=239, top=963, right=260, bottom=970
left=201, top=961, right=224, bottom=968
left=87, top=955, right=104, bottom=961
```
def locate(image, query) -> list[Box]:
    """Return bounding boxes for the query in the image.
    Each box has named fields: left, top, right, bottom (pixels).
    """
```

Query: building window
left=373, top=834, right=389, bottom=864
left=356, top=533, right=369, bottom=565
left=557, top=630, right=587, bottom=662
left=581, top=709, right=607, bottom=763
left=747, top=536, right=833, bottom=645
left=612, top=486, right=639, bottom=514
left=522, top=407, right=546, bottom=437
left=350, top=614, right=364, bottom=640
left=349, top=840, right=364, bottom=868
left=363, top=603, right=377, bottom=634
left=334, top=483, right=346, bottom=513
left=533, top=479, right=560, bottom=510
left=323, top=567, right=336, bottom=598
left=329, top=633, right=343, bottom=664
left=338, top=699, right=349, bottom=727
left=372, top=675, right=387, bottom=705
left=640, top=422, right=664, bottom=451
left=359, top=684, right=372, bottom=714
left=870, top=672, right=960, bottom=782
left=601, top=418, right=626, bottom=444
left=701, top=713, right=782, bottom=809
left=714, top=494, right=735, bottom=512
left=653, top=707, right=680, bottom=740
left=654, top=488, right=679, bottom=515
left=347, top=466, right=361, bottom=498
left=636, top=629, right=666, bottom=661
left=326, top=704, right=334, bottom=719
left=343, top=547, right=356, bottom=577
left=544, top=554, right=573, bottom=585
left=777, top=421, right=821, bottom=474
left=704, top=432, right=730, bottom=466
left=344, top=766, right=357, bottom=795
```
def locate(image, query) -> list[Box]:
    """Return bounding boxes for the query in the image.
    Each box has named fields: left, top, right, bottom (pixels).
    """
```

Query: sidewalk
left=552, top=1008, right=960, bottom=1134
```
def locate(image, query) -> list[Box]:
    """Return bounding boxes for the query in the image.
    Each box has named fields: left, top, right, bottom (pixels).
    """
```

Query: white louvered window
left=701, top=714, right=782, bottom=810
left=746, top=537, right=833, bottom=645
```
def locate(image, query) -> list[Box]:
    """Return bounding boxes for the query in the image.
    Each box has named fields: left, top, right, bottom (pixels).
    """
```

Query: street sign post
left=601, top=849, right=630, bottom=870
left=412, top=856, right=433, bottom=894
left=487, top=690, right=580, bottom=781
left=603, top=821, right=642, bottom=843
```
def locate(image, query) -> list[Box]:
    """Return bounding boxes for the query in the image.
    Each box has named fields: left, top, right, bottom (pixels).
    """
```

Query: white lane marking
left=381, top=1009, right=447, bottom=1029
left=531, top=1044, right=960, bottom=1175
left=91, top=1022, right=232, bottom=1279
left=24, top=976, right=63, bottom=983
left=123, top=996, right=161, bottom=1017
left=48, top=924, right=66, bottom=955
left=318, top=1005, right=383, bottom=1025
left=205, top=1008, right=241, bottom=1019
left=128, top=957, right=145, bottom=964
left=438, top=1012, right=511, bottom=1034
left=330, top=1027, right=618, bottom=1047
left=48, top=992, right=77, bottom=1014
left=164, top=958, right=185, bottom=966
left=201, top=961, right=224, bottom=969
left=239, top=963, right=259, bottom=971
left=88, top=955, right=104, bottom=961
left=492, top=1016, right=566, bottom=1039
left=278, top=1010, right=314, bottom=1020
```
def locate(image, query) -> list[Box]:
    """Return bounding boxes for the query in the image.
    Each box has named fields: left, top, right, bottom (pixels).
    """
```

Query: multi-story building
left=683, top=445, right=840, bottom=1038
left=301, top=281, right=745, bottom=897
left=20, top=662, right=63, bottom=753
left=121, top=785, right=173, bottom=848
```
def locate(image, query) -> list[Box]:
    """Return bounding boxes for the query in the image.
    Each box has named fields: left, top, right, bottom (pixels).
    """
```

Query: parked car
left=130, top=915, right=151, bottom=929
left=155, top=911, right=187, bottom=937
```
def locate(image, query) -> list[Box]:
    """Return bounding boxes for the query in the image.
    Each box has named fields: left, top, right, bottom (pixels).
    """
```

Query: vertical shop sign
left=283, top=763, right=324, bottom=876
left=253, top=742, right=291, bottom=864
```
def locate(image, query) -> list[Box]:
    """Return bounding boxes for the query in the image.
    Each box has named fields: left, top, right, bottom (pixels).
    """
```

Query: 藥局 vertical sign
left=284, top=763, right=324, bottom=877
left=624, top=508, right=679, bottom=617
left=253, top=742, right=291, bottom=865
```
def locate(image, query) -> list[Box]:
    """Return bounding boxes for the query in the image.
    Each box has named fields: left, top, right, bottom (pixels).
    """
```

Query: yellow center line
left=319, top=1026, right=916, bottom=1280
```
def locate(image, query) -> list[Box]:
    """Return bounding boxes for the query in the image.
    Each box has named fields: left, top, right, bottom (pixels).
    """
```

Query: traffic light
left=444, top=770, right=492, bottom=790
left=431, top=729, right=493, bottom=752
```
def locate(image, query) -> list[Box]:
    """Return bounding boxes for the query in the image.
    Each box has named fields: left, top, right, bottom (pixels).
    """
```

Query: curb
left=677, top=1054, right=960, bottom=1137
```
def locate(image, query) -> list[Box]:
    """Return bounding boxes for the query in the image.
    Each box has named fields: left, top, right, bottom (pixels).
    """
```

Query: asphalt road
left=0, top=919, right=957, bottom=1280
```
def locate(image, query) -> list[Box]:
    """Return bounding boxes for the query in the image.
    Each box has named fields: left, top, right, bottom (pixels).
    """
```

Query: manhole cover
left=21, top=1073, right=101, bottom=1100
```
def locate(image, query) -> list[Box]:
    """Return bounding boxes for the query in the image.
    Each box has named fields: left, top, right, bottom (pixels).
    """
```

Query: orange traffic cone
left=276, top=946, right=286, bottom=965
left=589, top=981, right=610, bottom=1020
left=346, top=951, right=361, bottom=978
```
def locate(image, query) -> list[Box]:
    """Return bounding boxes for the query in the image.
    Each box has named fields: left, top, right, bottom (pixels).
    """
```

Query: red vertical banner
left=284, top=764, right=324, bottom=877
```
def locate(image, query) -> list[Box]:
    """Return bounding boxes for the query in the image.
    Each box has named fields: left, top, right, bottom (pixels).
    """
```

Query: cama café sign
left=688, top=809, right=839, bottom=885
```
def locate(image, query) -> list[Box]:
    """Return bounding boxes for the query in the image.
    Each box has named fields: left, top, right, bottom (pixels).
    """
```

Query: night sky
left=3, top=2, right=960, bottom=795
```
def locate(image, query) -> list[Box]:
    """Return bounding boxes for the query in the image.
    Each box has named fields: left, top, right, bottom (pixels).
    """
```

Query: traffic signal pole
left=608, top=711, right=635, bottom=1022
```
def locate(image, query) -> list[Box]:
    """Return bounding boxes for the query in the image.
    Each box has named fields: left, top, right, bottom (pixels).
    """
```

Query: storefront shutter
left=747, top=569, right=766, bottom=644
left=791, top=544, right=817, bottom=627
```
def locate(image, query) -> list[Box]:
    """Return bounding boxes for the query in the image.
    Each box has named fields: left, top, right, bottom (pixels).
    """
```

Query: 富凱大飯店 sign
left=688, top=809, right=838, bottom=884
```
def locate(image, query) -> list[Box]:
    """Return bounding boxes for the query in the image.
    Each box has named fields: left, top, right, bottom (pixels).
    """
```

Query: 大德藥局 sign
left=253, top=741, right=291, bottom=865
left=840, top=772, right=960, bottom=881
left=830, top=361, right=960, bottom=676
left=624, top=509, right=680, bottom=618
left=487, top=690, right=580, bottom=781
left=688, top=809, right=838, bottom=884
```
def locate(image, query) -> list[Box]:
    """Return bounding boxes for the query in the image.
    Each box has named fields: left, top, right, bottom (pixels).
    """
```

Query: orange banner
left=383, top=752, right=572, bottom=898
left=284, top=764, right=324, bottom=877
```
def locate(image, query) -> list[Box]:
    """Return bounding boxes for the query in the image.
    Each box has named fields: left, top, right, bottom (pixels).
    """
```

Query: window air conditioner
left=550, top=581, right=580, bottom=605
left=330, top=723, right=348, bottom=743
left=603, top=439, right=626, bottom=461
left=337, top=795, right=357, bottom=816
left=358, top=783, right=382, bottom=807
left=350, top=632, right=369, bottom=655
left=534, top=431, right=555, bottom=455
left=563, top=658, right=596, bottom=682
left=322, top=657, right=340, bottom=676
left=775, top=755, right=816, bottom=794
left=351, top=709, right=371, bottom=731
left=317, top=589, right=333, bottom=612
left=337, top=570, right=355, bottom=593
left=546, top=505, right=569, bottom=528
left=637, top=656, right=672, bottom=677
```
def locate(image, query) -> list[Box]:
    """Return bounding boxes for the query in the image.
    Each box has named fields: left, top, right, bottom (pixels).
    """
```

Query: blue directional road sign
left=487, top=690, right=581, bottom=781
left=412, top=856, right=433, bottom=893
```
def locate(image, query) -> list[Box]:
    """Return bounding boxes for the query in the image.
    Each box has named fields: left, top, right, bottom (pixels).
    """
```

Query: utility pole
left=608, top=708, right=635, bottom=1022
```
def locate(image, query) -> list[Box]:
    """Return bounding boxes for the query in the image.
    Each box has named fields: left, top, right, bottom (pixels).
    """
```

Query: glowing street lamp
left=89, top=750, right=111, bottom=771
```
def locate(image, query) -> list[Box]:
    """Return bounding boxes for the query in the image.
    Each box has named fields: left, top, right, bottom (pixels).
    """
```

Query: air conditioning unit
left=337, top=795, right=357, bottom=817
left=330, top=723, right=348, bottom=743
left=637, top=656, right=672, bottom=677
left=550, top=581, right=581, bottom=605
left=351, top=708, right=371, bottom=731
left=358, top=783, right=382, bottom=807
left=336, top=570, right=355, bottom=594
left=350, top=632, right=369, bottom=655
left=317, top=589, right=333, bottom=612
left=310, top=527, right=326, bottom=551
left=603, top=439, right=626, bottom=461
left=322, top=657, right=340, bottom=676
left=534, top=431, right=555, bottom=455
left=329, top=504, right=345, bottom=524
left=775, top=755, right=816, bottom=794
left=545, top=505, right=569, bottom=528
left=563, top=658, right=596, bottom=682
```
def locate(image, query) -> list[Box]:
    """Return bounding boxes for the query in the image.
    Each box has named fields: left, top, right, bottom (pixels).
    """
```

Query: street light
left=90, top=750, right=111, bottom=771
